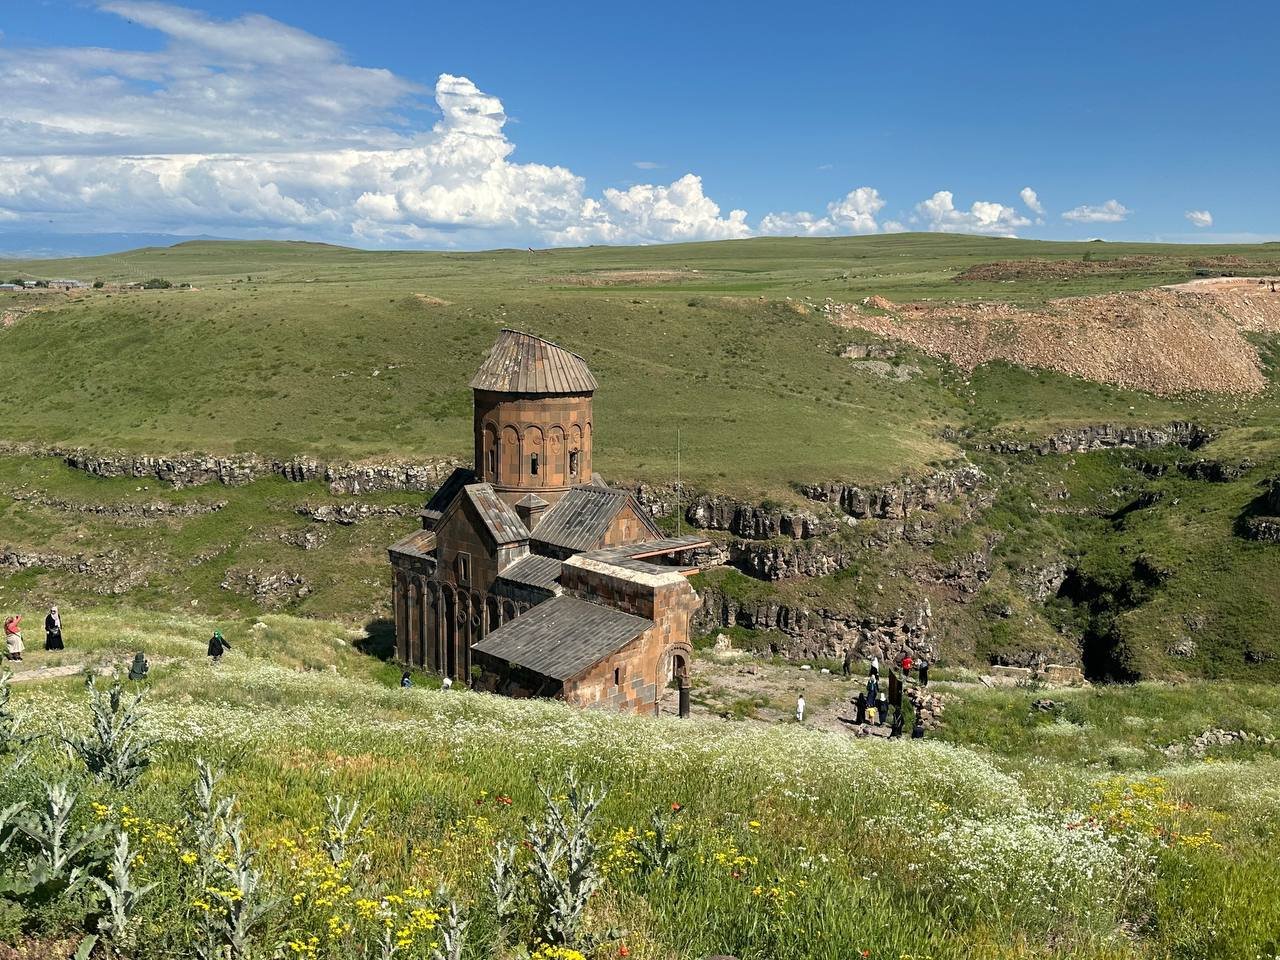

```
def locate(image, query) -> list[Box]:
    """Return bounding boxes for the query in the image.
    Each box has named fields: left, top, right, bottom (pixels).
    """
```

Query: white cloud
left=1019, top=186, right=1045, bottom=216
left=913, top=190, right=1031, bottom=236
left=1061, top=199, right=1130, bottom=223
left=881, top=220, right=907, bottom=234
left=633, top=161, right=662, bottom=170
left=758, top=211, right=840, bottom=237
left=757, top=186, right=885, bottom=236
left=0, top=2, right=749, bottom=247
left=1185, top=209, right=1213, bottom=228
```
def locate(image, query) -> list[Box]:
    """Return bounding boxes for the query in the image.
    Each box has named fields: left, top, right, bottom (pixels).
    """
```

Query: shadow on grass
left=358, top=617, right=396, bottom=661
left=1232, top=478, right=1279, bottom=540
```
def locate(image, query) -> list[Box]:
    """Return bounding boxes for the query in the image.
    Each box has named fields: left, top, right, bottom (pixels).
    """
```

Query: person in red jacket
left=901, top=653, right=914, bottom=676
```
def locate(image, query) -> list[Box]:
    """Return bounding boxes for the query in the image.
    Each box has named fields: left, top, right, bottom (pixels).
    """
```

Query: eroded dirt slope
left=828, top=278, right=1280, bottom=396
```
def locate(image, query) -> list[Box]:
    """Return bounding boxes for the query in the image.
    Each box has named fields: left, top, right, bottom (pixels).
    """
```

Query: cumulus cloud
left=1061, top=200, right=1130, bottom=223
left=632, top=161, right=662, bottom=170
left=0, top=2, right=749, bottom=247
left=757, top=186, right=885, bottom=237
left=1019, top=187, right=1045, bottom=216
left=913, top=191, right=1031, bottom=236
left=1185, top=209, right=1213, bottom=228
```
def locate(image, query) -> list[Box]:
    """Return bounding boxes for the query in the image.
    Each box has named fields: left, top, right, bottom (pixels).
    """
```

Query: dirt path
left=6, top=655, right=174, bottom=683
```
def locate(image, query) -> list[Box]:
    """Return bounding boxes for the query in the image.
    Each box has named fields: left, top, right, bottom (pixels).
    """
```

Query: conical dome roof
left=469, top=329, right=598, bottom=394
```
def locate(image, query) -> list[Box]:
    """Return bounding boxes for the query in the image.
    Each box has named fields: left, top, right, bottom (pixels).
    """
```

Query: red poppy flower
left=670, top=802, right=683, bottom=812
left=497, top=795, right=513, bottom=806
left=618, top=947, right=631, bottom=958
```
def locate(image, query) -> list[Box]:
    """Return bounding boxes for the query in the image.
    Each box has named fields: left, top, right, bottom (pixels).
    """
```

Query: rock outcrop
left=298, top=503, right=419, bottom=525
left=1178, top=458, right=1254, bottom=482
left=0, top=548, right=148, bottom=594
left=684, top=496, right=825, bottom=540
left=979, top=422, right=1212, bottom=456
left=727, top=540, right=854, bottom=580
left=219, top=568, right=312, bottom=608
left=694, top=587, right=934, bottom=663
left=0, top=441, right=461, bottom=494
left=799, top=464, right=986, bottom=521
left=7, top=489, right=226, bottom=520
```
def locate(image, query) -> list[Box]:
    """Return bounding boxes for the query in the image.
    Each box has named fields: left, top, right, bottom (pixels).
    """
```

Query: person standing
left=3, top=616, right=23, bottom=662
left=842, top=648, right=853, bottom=679
left=870, top=656, right=880, bottom=678
left=917, top=657, right=930, bottom=687
left=44, top=607, right=64, bottom=651
left=876, top=692, right=889, bottom=727
left=854, top=691, right=867, bottom=725
left=796, top=693, right=806, bottom=723
left=207, top=630, right=230, bottom=662
left=901, top=653, right=914, bottom=677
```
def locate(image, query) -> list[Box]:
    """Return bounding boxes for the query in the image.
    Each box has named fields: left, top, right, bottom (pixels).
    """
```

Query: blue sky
left=0, top=0, right=1275, bottom=250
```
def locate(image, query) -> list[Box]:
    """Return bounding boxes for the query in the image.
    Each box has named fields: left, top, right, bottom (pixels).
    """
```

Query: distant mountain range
left=0, top=232, right=229, bottom=259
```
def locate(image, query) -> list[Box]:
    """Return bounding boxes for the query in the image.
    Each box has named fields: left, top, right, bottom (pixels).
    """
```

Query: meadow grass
left=2, top=609, right=1279, bottom=959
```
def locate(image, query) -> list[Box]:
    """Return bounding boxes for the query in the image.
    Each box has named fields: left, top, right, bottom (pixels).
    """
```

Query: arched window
left=530, top=453, right=539, bottom=476
left=569, top=450, right=579, bottom=477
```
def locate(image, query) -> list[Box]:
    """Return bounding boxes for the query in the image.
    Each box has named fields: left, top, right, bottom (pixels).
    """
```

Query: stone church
left=388, top=330, right=708, bottom=715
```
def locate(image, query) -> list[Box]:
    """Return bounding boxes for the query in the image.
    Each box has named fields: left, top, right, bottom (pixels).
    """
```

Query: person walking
left=44, top=606, right=64, bottom=651
left=3, top=616, right=23, bottom=662
left=901, top=653, right=914, bottom=677
left=854, top=691, right=867, bottom=725
left=869, top=656, right=880, bottom=678
left=795, top=693, right=806, bottom=723
left=207, top=630, right=230, bottom=662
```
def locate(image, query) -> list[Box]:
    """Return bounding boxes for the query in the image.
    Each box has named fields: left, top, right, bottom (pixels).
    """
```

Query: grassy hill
left=1, top=610, right=1278, bottom=959
left=2, top=234, right=1280, bottom=681
left=4, top=234, right=1274, bottom=494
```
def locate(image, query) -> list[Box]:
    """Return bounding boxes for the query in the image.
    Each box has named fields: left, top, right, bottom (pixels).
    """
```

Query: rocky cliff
left=694, top=588, right=934, bottom=662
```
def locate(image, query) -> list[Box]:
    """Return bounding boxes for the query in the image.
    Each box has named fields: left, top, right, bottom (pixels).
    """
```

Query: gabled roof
left=531, top=485, right=662, bottom=553
left=469, top=330, right=598, bottom=395
left=441, top=483, right=529, bottom=546
left=472, top=595, right=652, bottom=681
left=421, top=467, right=476, bottom=524
left=496, top=554, right=563, bottom=591
left=581, top=535, right=714, bottom=576
left=388, top=529, right=437, bottom=560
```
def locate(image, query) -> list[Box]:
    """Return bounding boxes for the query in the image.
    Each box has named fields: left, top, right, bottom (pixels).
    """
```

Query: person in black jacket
left=45, top=606, right=64, bottom=651
left=207, top=630, right=231, bottom=661
left=917, top=657, right=930, bottom=687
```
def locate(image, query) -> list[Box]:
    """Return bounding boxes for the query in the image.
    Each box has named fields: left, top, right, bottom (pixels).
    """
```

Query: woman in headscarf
left=4, top=615, right=24, bottom=661
left=45, top=606, right=64, bottom=650
left=207, top=630, right=231, bottom=661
